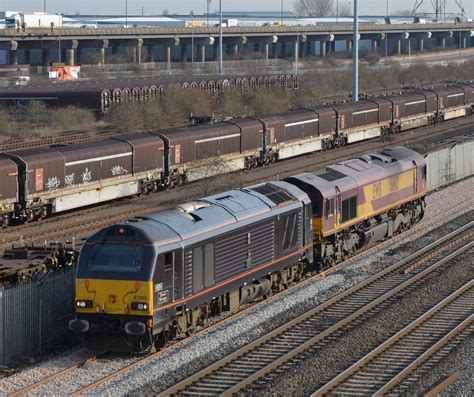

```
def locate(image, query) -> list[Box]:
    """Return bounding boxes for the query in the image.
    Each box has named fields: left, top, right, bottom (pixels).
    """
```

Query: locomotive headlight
left=76, top=300, right=93, bottom=309
left=131, top=302, right=149, bottom=311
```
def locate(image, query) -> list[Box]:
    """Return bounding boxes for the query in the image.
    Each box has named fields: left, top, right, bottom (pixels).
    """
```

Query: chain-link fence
left=0, top=268, right=76, bottom=366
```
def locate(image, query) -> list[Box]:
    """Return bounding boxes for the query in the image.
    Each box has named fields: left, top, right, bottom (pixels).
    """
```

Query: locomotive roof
left=287, top=147, right=423, bottom=197
left=115, top=181, right=305, bottom=249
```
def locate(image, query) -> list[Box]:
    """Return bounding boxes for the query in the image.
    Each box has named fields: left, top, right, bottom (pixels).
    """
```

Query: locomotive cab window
left=325, top=198, right=334, bottom=218
left=341, top=196, right=357, bottom=223
left=87, top=243, right=144, bottom=274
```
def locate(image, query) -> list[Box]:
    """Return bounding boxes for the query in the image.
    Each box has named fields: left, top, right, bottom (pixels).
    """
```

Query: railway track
left=159, top=223, right=473, bottom=396
left=0, top=128, right=121, bottom=152
left=8, top=352, right=100, bottom=397
left=312, top=280, right=474, bottom=396
left=5, top=214, right=472, bottom=396
left=1, top=118, right=472, bottom=256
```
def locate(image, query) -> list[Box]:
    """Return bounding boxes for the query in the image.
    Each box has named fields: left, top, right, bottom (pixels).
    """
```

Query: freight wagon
left=0, top=83, right=472, bottom=226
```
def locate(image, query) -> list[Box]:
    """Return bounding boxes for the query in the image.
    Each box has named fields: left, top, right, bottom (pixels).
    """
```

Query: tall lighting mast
left=352, top=0, right=358, bottom=102
left=219, top=0, right=223, bottom=74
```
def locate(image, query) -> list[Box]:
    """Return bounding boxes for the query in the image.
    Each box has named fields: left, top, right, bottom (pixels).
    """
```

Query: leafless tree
left=394, top=9, right=414, bottom=17
left=294, top=0, right=333, bottom=17
left=338, top=3, right=351, bottom=16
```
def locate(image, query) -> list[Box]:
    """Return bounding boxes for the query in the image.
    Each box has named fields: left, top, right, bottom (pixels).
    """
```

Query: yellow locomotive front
left=70, top=225, right=157, bottom=351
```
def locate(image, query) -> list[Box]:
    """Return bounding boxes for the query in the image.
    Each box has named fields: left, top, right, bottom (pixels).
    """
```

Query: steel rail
left=8, top=353, right=101, bottom=397
left=424, top=372, right=460, bottom=397
left=158, top=230, right=472, bottom=396
left=312, top=281, right=473, bottom=396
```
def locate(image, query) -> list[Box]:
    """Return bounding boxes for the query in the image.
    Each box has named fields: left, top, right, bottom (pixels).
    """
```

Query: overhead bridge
left=0, top=23, right=473, bottom=66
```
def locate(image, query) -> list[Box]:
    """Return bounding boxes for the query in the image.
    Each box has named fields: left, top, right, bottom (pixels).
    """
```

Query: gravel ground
left=248, top=249, right=473, bottom=396
left=391, top=326, right=474, bottom=396
left=0, top=347, right=94, bottom=394
left=2, top=178, right=472, bottom=396
left=429, top=335, right=473, bottom=397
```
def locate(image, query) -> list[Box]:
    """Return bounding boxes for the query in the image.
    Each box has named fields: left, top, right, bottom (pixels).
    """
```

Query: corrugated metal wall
left=426, top=140, right=474, bottom=191
left=0, top=269, right=75, bottom=366
left=0, top=140, right=472, bottom=366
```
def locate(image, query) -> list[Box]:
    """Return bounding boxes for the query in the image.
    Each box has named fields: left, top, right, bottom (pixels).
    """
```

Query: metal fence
left=0, top=268, right=75, bottom=366
left=426, top=140, right=474, bottom=191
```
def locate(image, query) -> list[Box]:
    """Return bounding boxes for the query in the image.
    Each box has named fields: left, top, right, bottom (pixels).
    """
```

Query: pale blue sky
left=0, top=0, right=471, bottom=17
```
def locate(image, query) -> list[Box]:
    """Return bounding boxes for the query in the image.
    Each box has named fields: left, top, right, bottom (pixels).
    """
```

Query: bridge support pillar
left=42, top=49, right=50, bottom=67
left=65, top=48, right=75, bottom=66
left=232, top=43, right=239, bottom=57
left=198, top=44, right=206, bottom=63
left=165, top=45, right=171, bottom=69
left=263, top=43, right=269, bottom=64
left=294, top=40, right=299, bottom=62
left=463, top=37, right=467, bottom=49
left=98, top=48, right=106, bottom=65
left=396, top=39, right=402, bottom=55
left=417, top=38, right=424, bottom=51
left=346, top=39, right=352, bottom=52
left=135, top=42, right=143, bottom=64
left=320, top=41, right=327, bottom=57
left=372, top=39, right=379, bottom=52
left=436, top=37, right=446, bottom=48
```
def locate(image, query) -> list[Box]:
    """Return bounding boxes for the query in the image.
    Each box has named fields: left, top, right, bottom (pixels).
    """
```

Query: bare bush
left=360, top=49, right=382, bottom=66
left=160, top=87, right=216, bottom=127
left=53, top=106, right=96, bottom=130
left=26, top=101, right=50, bottom=125
left=106, top=101, right=145, bottom=133
left=0, top=109, right=13, bottom=136
left=246, top=88, right=292, bottom=115
left=217, top=87, right=250, bottom=118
